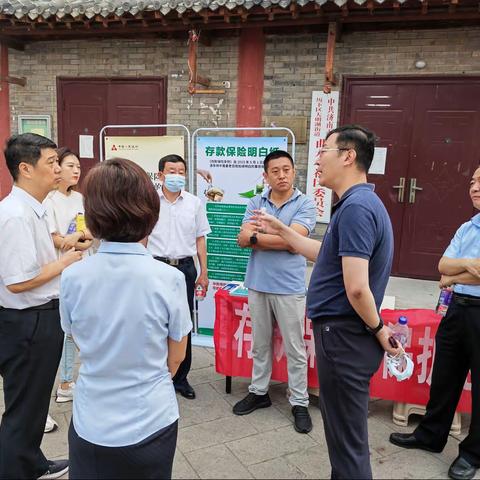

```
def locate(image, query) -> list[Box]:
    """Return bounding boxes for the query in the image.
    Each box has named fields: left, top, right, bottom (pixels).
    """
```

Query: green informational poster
left=196, top=136, right=288, bottom=335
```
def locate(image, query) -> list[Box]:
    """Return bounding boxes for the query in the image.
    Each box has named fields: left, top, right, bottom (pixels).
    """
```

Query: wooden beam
left=324, top=21, right=337, bottom=93
left=0, top=6, right=479, bottom=38
left=199, top=31, right=212, bottom=46
left=0, top=74, right=26, bottom=86
left=0, top=35, right=25, bottom=51
left=290, top=3, right=299, bottom=19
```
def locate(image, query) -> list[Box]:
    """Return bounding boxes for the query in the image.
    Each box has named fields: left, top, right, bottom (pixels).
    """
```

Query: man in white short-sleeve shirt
left=148, top=154, right=211, bottom=400
left=0, top=133, right=82, bottom=479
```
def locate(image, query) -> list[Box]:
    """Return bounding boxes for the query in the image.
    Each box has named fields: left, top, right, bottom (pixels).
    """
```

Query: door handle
left=409, top=178, right=423, bottom=204
left=392, top=177, right=406, bottom=203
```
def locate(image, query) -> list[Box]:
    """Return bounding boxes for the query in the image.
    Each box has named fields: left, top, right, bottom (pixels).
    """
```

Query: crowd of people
left=0, top=126, right=478, bottom=480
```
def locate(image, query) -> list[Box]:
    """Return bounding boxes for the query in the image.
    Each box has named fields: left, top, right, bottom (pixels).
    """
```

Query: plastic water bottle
left=66, top=220, right=76, bottom=234
left=392, top=316, right=409, bottom=348
left=436, top=288, right=453, bottom=317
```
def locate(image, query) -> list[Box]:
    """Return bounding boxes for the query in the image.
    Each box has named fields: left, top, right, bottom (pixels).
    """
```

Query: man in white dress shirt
left=148, top=154, right=210, bottom=400
left=0, top=133, right=82, bottom=479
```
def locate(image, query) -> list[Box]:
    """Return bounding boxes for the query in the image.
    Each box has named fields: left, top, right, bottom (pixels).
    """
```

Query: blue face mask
left=163, top=174, right=186, bottom=193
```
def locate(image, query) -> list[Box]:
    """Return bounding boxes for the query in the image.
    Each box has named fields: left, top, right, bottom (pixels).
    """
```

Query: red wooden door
left=57, top=77, right=167, bottom=179
left=342, top=77, right=480, bottom=279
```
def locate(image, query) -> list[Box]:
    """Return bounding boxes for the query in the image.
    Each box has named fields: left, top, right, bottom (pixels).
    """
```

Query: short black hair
left=325, top=125, right=376, bottom=173
left=4, top=133, right=57, bottom=181
left=158, top=154, right=187, bottom=172
left=263, top=149, right=294, bottom=172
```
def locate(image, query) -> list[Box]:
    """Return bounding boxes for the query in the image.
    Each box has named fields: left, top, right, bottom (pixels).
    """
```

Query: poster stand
left=191, top=127, right=296, bottom=347
left=99, top=124, right=192, bottom=189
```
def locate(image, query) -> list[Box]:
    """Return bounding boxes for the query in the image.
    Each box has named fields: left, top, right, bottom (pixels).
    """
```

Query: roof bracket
left=188, top=29, right=225, bottom=95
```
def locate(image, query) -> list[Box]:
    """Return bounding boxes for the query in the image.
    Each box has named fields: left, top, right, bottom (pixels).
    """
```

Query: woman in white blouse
left=44, top=148, right=93, bottom=409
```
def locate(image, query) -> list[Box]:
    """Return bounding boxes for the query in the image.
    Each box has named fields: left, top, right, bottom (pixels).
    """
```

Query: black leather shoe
left=389, top=432, right=442, bottom=452
left=448, top=456, right=477, bottom=480
left=175, top=381, right=196, bottom=399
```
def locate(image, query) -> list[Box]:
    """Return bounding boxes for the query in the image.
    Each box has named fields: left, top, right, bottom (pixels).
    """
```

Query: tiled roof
left=0, top=0, right=412, bottom=19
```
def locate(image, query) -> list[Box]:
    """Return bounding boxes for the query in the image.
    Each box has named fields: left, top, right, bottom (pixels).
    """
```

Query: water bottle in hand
left=392, top=316, right=409, bottom=348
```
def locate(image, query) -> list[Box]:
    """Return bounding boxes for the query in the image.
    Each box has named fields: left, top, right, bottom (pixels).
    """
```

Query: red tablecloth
left=371, top=309, right=471, bottom=412
left=214, top=289, right=472, bottom=413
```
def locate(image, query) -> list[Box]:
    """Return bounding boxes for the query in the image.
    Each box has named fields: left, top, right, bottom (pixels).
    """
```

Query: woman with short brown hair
left=60, top=158, right=191, bottom=479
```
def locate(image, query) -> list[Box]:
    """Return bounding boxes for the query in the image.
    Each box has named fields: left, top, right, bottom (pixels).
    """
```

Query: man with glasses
left=252, top=126, right=402, bottom=478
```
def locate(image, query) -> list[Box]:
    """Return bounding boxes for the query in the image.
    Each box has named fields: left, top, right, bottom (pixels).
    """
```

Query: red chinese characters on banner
left=214, top=289, right=319, bottom=387
left=214, top=292, right=472, bottom=413
left=371, top=309, right=471, bottom=412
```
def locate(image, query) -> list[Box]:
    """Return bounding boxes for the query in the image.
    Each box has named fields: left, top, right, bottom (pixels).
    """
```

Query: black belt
left=153, top=256, right=193, bottom=267
left=452, top=293, right=480, bottom=307
left=0, top=298, right=59, bottom=312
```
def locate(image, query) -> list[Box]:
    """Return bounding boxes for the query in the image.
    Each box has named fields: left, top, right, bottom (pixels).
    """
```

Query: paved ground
left=1, top=277, right=477, bottom=479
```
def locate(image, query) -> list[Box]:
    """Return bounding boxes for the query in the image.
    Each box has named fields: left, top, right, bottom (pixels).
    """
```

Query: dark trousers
left=0, top=306, right=64, bottom=479
left=154, top=257, right=196, bottom=387
left=414, top=298, right=480, bottom=466
left=313, top=316, right=384, bottom=480
left=69, top=420, right=178, bottom=479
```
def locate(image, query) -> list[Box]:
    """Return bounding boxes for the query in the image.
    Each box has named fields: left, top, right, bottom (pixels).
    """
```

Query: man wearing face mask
left=147, top=154, right=210, bottom=400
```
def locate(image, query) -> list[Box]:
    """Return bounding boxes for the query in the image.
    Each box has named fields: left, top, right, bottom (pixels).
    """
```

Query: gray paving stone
left=248, top=457, right=306, bottom=479
left=226, top=425, right=317, bottom=466
left=178, top=415, right=257, bottom=453
left=185, top=444, right=253, bottom=479
left=286, top=446, right=331, bottom=479
left=372, top=448, right=449, bottom=479
left=177, top=383, right=234, bottom=429
left=189, top=365, right=225, bottom=387
left=191, top=347, right=216, bottom=370
left=368, top=416, right=407, bottom=459
left=239, top=404, right=292, bottom=432
left=173, top=449, right=200, bottom=479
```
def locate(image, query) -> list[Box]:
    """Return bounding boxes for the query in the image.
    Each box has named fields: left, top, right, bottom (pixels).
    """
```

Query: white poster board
left=306, top=91, right=340, bottom=223
left=196, top=136, right=288, bottom=335
left=104, top=136, right=184, bottom=189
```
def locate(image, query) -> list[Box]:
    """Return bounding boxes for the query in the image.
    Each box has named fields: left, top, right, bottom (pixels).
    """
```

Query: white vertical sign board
left=306, top=91, right=340, bottom=223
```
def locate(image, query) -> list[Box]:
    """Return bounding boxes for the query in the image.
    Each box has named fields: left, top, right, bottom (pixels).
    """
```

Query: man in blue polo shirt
left=253, top=125, right=403, bottom=479
left=233, top=149, right=316, bottom=434
left=390, top=167, right=480, bottom=480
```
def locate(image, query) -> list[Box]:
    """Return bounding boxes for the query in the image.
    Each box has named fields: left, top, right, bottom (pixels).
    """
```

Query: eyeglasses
left=318, top=147, right=351, bottom=156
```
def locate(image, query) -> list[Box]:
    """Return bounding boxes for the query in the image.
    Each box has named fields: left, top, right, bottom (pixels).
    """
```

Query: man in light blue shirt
left=233, top=150, right=316, bottom=434
left=390, top=166, right=480, bottom=480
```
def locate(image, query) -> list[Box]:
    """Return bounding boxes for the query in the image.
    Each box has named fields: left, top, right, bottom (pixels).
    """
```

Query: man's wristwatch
left=365, top=317, right=384, bottom=335
left=249, top=232, right=258, bottom=246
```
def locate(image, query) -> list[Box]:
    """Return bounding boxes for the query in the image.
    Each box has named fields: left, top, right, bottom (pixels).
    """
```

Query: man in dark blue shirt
left=253, top=125, right=402, bottom=479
